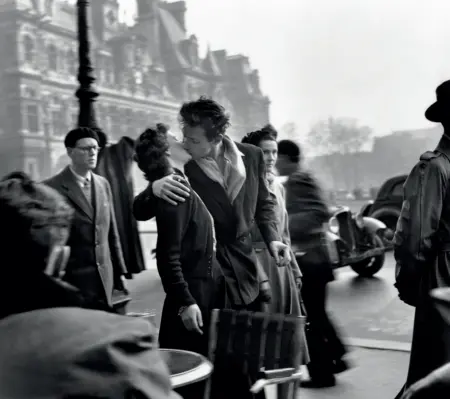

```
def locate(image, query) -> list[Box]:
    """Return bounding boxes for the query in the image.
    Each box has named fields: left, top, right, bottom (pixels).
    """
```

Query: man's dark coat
left=96, top=137, right=145, bottom=275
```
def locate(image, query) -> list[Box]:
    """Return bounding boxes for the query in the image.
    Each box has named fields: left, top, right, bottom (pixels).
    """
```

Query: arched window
left=23, top=35, right=35, bottom=64
left=48, top=44, right=58, bottom=71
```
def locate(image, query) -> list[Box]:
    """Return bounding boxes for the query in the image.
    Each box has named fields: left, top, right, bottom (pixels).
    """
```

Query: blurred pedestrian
left=277, top=139, right=348, bottom=388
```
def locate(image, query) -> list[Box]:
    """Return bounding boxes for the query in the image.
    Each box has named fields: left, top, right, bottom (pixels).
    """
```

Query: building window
left=51, top=107, right=67, bottom=137
left=48, top=44, right=58, bottom=71
left=24, top=104, right=39, bottom=133
left=24, top=157, right=40, bottom=180
left=45, top=0, right=53, bottom=16
left=23, top=35, right=35, bottom=64
left=110, top=110, right=121, bottom=138
left=67, top=49, right=77, bottom=76
left=106, top=62, right=114, bottom=85
left=43, top=120, right=51, bottom=137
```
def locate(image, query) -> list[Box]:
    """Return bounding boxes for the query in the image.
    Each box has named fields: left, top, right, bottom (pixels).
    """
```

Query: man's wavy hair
left=179, top=96, right=231, bottom=141
left=0, top=172, right=73, bottom=270
left=242, top=124, right=278, bottom=146
left=134, top=125, right=171, bottom=182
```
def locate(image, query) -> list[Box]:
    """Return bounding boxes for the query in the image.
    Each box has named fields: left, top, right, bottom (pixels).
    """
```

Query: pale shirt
left=69, top=166, right=93, bottom=204
left=69, top=166, right=92, bottom=189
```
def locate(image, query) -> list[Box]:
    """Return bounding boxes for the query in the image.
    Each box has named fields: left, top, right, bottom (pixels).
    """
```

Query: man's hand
left=152, top=174, right=190, bottom=206
left=180, top=304, right=203, bottom=335
left=295, top=276, right=302, bottom=291
left=259, top=280, right=272, bottom=303
left=401, top=362, right=450, bottom=398
left=269, top=241, right=291, bottom=267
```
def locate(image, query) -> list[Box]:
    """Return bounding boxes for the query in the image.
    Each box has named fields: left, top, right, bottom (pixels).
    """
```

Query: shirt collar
left=69, top=166, right=92, bottom=184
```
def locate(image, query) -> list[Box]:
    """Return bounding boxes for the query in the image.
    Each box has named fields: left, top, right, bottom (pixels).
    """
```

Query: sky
left=117, top=0, right=450, bottom=140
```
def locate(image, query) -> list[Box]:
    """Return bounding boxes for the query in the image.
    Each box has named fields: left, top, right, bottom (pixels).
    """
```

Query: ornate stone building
left=0, top=0, right=271, bottom=180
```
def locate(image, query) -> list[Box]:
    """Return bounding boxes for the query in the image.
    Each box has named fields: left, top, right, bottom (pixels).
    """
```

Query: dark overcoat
left=96, top=137, right=146, bottom=275
left=394, top=134, right=450, bottom=395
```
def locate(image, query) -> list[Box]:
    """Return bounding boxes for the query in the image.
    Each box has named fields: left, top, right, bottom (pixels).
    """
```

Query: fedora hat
left=425, top=80, right=450, bottom=122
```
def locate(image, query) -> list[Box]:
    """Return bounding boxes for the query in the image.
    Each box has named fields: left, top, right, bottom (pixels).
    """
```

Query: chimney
left=251, top=69, right=261, bottom=93
left=163, top=1, right=187, bottom=32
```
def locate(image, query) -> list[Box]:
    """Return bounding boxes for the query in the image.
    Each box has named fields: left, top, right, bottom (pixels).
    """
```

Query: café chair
left=205, top=309, right=306, bottom=399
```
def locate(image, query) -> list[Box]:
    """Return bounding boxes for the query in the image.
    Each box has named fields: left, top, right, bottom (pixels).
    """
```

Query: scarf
left=195, top=135, right=246, bottom=203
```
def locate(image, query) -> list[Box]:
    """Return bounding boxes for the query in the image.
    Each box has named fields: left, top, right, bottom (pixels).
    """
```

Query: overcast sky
left=118, top=0, right=450, bottom=139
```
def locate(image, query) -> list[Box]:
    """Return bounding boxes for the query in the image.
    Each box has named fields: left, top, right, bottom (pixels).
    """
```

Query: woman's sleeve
left=155, top=200, right=196, bottom=308
left=280, top=185, right=302, bottom=279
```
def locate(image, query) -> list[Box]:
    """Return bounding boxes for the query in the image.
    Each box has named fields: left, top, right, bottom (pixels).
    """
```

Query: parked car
left=324, top=206, right=392, bottom=277
left=360, top=174, right=407, bottom=232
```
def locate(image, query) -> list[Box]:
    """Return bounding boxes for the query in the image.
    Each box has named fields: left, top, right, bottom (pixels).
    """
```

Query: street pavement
left=126, top=249, right=412, bottom=398
left=328, top=252, right=414, bottom=350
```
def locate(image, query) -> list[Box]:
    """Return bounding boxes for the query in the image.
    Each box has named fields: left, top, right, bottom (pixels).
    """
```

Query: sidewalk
left=127, top=269, right=409, bottom=399
left=299, top=348, right=408, bottom=399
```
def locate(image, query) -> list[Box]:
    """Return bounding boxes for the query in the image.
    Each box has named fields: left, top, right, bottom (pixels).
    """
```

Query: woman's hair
left=242, top=124, right=278, bottom=146
left=179, top=96, right=231, bottom=141
left=134, top=125, right=172, bottom=181
left=0, top=172, right=73, bottom=268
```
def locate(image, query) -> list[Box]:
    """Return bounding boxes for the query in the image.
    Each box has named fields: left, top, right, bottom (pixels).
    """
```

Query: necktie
left=82, top=178, right=92, bottom=206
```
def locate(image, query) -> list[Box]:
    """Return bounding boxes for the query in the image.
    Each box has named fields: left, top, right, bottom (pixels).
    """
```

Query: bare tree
left=307, top=116, right=372, bottom=155
left=307, top=117, right=373, bottom=190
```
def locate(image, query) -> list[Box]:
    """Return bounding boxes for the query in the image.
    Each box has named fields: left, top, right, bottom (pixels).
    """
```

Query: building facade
left=0, top=0, right=271, bottom=180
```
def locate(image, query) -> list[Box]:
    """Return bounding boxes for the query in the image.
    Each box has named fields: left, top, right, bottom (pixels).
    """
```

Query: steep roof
left=201, top=47, right=221, bottom=76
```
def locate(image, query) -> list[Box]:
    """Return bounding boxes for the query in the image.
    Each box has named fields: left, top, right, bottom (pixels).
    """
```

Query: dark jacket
left=152, top=172, right=217, bottom=309
left=44, top=166, right=128, bottom=305
left=134, top=142, right=280, bottom=306
left=394, top=134, right=450, bottom=391
left=285, top=169, right=329, bottom=243
left=285, top=169, right=333, bottom=281
left=96, top=137, right=145, bottom=275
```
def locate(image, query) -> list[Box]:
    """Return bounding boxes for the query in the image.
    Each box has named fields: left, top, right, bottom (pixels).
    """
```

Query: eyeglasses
left=75, top=146, right=100, bottom=153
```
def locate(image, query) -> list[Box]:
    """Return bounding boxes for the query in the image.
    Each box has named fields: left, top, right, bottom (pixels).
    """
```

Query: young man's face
left=182, top=125, right=216, bottom=160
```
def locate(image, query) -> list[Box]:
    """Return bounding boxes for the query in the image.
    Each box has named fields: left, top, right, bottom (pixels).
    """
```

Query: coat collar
left=60, top=166, right=98, bottom=220
left=437, top=134, right=450, bottom=159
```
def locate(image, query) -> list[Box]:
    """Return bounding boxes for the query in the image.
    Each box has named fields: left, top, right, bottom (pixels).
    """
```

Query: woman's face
left=259, top=139, right=278, bottom=173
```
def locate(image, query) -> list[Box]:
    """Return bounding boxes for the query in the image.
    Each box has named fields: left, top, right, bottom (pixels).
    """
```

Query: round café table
left=159, top=348, right=214, bottom=389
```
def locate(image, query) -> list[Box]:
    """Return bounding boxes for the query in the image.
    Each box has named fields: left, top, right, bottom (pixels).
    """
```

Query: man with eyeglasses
left=44, top=127, right=128, bottom=309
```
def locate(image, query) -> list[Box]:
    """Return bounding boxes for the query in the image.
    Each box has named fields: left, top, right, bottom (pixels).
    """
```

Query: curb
left=346, top=337, right=411, bottom=352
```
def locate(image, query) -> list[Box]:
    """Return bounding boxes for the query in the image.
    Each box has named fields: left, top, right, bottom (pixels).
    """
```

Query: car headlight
left=355, top=213, right=364, bottom=229
left=329, top=216, right=339, bottom=234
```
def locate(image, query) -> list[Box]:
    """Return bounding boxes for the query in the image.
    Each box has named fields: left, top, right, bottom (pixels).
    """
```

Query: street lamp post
left=75, top=0, right=99, bottom=130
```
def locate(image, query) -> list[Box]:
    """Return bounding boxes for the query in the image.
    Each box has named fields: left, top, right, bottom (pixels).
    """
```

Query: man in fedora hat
left=394, top=80, right=450, bottom=397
